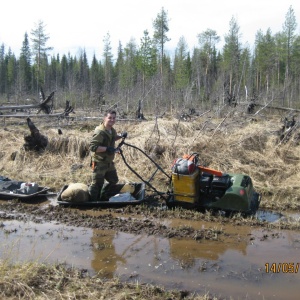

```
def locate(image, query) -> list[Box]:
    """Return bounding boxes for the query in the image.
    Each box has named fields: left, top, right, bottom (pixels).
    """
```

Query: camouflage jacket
left=89, top=123, right=117, bottom=163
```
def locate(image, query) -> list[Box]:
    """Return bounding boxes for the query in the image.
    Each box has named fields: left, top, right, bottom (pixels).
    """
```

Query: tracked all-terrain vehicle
left=168, top=154, right=261, bottom=214
left=116, top=140, right=261, bottom=215
left=57, top=137, right=261, bottom=214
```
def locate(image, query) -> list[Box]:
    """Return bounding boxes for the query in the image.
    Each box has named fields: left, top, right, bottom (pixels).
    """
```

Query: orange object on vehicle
left=198, top=166, right=223, bottom=177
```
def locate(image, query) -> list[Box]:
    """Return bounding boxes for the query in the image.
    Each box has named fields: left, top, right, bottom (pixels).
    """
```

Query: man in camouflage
left=88, top=110, right=127, bottom=201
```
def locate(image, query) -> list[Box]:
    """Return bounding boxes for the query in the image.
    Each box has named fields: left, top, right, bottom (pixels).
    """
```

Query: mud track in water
left=0, top=197, right=298, bottom=237
left=1, top=198, right=300, bottom=300
left=0, top=200, right=226, bottom=240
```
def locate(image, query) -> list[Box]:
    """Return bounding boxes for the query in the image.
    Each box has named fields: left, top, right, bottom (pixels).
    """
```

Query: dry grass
left=0, top=260, right=216, bottom=300
left=0, top=112, right=299, bottom=299
left=0, top=112, right=299, bottom=211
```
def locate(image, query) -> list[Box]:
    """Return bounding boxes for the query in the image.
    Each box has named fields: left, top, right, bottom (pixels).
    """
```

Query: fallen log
left=255, top=103, right=300, bottom=113
left=0, top=104, right=43, bottom=110
left=0, top=112, right=66, bottom=118
left=0, top=100, right=74, bottom=119
left=0, top=89, right=55, bottom=114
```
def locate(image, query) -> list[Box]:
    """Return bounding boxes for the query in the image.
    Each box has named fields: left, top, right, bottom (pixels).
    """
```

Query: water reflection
left=90, top=230, right=125, bottom=277
left=1, top=218, right=300, bottom=299
left=169, top=237, right=247, bottom=262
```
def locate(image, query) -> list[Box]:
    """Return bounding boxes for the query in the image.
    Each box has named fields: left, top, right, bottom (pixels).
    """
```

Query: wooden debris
left=23, top=117, right=48, bottom=151
left=0, top=88, right=55, bottom=115
left=136, top=100, right=146, bottom=120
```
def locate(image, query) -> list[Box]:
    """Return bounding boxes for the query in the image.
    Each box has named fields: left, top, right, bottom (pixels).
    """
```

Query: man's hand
left=121, top=132, right=127, bottom=138
left=106, top=146, right=117, bottom=153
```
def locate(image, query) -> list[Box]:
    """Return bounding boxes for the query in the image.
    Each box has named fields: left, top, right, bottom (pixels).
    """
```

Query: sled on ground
left=0, top=176, right=50, bottom=200
left=56, top=182, right=146, bottom=207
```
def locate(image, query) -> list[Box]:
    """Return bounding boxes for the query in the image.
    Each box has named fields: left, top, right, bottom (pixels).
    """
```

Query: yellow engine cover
left=172, top=169, right=199, bottom=203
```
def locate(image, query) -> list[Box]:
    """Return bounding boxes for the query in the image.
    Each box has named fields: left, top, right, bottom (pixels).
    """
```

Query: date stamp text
left=265, top=263, right=299, bottom=273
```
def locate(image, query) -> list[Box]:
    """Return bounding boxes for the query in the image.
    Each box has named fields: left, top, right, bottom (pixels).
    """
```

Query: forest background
left=0, top=6, right=300, bottom=116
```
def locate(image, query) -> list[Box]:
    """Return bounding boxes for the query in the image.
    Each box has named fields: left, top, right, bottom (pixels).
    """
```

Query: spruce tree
left=19, top=32, right=32, bottom=96
left=223, top=16, right=242, bottom=102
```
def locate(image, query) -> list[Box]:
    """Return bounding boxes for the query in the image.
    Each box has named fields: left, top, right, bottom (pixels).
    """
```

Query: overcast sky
left=0, top=0, right=299, bottom=63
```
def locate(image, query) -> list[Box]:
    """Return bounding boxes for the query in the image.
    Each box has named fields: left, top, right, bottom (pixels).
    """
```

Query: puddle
left=256, top=209, right=300, bottom=224
left=1, top=218, right=300, bottom=299
left=255, top=209, right=283, bottom=222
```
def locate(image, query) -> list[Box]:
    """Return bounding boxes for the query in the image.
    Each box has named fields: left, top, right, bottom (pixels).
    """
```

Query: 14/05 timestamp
left=265, top=263, right=299, bottom=273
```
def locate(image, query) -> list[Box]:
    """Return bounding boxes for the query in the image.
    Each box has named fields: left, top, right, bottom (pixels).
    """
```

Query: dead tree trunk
left=23, top=118, right=48, bottom=151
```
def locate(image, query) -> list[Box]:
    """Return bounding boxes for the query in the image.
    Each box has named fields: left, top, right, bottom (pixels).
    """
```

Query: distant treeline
left=0, top=7, right=299, bottom=114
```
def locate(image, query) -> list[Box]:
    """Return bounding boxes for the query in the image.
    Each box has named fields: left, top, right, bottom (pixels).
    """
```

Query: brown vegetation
left=0, top=110, right=300, bottom=299
left=1, top=110, right=299, bottom=211
left=0, top=261, right=215, bottom=300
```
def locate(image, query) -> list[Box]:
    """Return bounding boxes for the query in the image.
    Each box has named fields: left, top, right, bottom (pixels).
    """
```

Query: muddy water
left=1, top=216, right=300, bottom=299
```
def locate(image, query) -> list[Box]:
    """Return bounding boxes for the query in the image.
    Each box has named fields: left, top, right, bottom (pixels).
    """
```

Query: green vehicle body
left=203, top=173, right=260, bottom=214
left=167, top=171, right=261, bottom=215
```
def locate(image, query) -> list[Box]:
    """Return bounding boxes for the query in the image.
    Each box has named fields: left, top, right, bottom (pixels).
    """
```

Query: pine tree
left=30, top=20, right=53, bottom=92
left=137, top=30, right=157, bottom=96
left=60, top=54, right=68, bottom=89
left=290, top=35, right=300, bottom=87
left=6, top=49, right=17, bottom=101
left=197, top=29, right=220, bottom=100
left=174, top=36, right=190, bottom=91
left=115, top=41, right=124, bottom=92
left=90, top=54, right=103, bottom=107
left=222, top=16, right=242, bottom=102
left=78, top=49, right=90, bottom=93
left=282, top=5, right=297, bottom=106
left=253, top=28, right=276, bottom=95
left=153, top=7, right=171, bottom=110
left=121, top=38, right=138, bottom=111
left=283, top=6, right=297, bottom=78
left=0, top=44, right=6, bottom=94
left=153, top=7, right=170, bottom=63
left=48, top=54, right=60, bottom=97
left=102, top=32, right=114, bottom=94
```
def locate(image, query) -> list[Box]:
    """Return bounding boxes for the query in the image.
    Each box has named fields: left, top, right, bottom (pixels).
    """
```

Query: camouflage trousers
left=88, top=161, right=118, bottom=202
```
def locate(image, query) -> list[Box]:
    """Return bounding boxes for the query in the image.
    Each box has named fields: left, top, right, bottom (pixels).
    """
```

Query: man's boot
left=99, top=183, right=115, bottom=201
left=88, top=185, right=100, bottom=202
